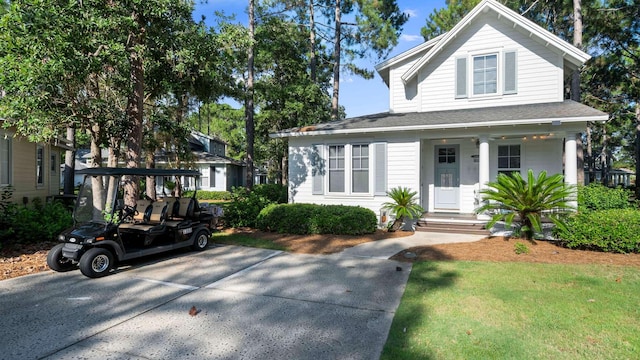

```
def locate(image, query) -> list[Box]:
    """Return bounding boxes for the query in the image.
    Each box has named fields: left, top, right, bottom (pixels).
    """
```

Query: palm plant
left=382, top=187, right=425, bottom=232
left=476, top=169, right=575, bottom=240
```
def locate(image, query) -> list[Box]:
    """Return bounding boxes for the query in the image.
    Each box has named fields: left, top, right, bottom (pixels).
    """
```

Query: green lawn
left=211, top=231, right=287, bottom=251
left=382, top=261, right=640, bottom=360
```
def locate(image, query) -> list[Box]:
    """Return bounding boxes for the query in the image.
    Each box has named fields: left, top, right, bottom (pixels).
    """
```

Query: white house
left=271, top=0, right=608, bottom=223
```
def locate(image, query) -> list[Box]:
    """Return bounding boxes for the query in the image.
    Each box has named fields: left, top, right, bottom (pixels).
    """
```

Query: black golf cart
left=47, top=167, right=216, bottom=278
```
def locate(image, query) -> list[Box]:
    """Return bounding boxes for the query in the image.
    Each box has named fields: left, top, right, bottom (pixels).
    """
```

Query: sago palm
left=382, top=187, right=424, bottom=232
left=476, top=169, right=575, bottom=239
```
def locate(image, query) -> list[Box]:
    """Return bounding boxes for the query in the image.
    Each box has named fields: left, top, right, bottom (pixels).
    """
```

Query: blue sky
left=193, top=0, right=446, bottom=118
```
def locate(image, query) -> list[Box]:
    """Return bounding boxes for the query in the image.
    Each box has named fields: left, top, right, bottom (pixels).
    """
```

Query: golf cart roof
left=76, top=167, right=201, bottom=177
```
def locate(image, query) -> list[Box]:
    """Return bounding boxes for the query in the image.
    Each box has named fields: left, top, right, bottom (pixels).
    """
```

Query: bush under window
left=256, top=203, right=377, bottom=235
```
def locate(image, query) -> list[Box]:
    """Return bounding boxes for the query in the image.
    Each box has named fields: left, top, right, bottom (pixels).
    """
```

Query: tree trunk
left=389, top=216, right=403, bottom=232
left=63, top=126, right=76, bottom=195
left=124, top=11, right=145, bottom=206
left=572, top=0, right=584, bottom=185
left=245, top=0, right=256, bottom=190
left=331, top=0, right=341, bottom=121
left=587, top=125, right=594, bottom=183
left=89, top=125, right=105, bottom=220
left=308, top=0, right=317, bottom=82
left=635, top=105, right=640, bottom=198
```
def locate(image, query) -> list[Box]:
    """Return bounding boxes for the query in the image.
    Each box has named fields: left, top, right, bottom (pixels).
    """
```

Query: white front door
left=434, top=145, right=460, bottom=210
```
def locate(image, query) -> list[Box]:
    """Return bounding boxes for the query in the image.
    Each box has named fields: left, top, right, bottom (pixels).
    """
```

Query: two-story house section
left=271, top=0, right=608, bottom=222
left=156, top=130, right=245, bottom=192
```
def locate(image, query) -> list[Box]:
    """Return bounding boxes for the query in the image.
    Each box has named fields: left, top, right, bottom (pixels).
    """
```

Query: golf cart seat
left=164, top=197, right=195, bottom=229
left=124, top=199, right=152, bottom=224
left=156, top=197, right=178, bottom=218
left=119, top=202, right=168, bottom=245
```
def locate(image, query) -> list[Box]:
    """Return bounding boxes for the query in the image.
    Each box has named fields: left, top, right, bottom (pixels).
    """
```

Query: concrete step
left=416, top=219, right=490, bottom=236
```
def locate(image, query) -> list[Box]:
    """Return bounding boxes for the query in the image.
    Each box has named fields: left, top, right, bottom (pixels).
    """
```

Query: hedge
left=256, top=203, right=377, bottom=235
left=578, top=183, right=635, bottom=212
left=555, top=209, right=640, bottom=253
left=183, top=190, right=230, bottom=201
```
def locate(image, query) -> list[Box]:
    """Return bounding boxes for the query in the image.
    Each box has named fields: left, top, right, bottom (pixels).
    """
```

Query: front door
left=434, top=145, right=460, bottom=210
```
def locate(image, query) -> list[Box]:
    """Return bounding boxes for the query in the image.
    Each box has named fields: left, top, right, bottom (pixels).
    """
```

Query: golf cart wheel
left=46, top=244, right=76, bottom=272
left=192, top=230, right=209, bottom=251
left=79, top=248, right=114, bottom=278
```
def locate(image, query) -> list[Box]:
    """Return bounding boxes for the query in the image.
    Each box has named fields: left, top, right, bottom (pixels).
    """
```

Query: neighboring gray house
left=156, top=131, right=245, bottom=192
left=272, top=0, right=608, bottom=222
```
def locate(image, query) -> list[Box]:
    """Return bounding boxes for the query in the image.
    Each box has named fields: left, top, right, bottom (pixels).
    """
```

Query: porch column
left=479, top=136, right=490, bottom=189
left=478, top=136, right=490, bottom=220
left=565, top=133, right=578, bottom=209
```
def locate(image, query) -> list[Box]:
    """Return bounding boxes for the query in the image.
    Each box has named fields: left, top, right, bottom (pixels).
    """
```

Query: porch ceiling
left=272, top=100, right=608, bottom=138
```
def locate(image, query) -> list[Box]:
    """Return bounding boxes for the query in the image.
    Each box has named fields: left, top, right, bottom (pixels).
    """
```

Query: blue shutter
left=374, top=143, right=387, bottom=196
left=504, top=51, right=517, bottom=94
left=455, top=57, right=468, bottom=98
left=311, top=144, right=323, bottom=195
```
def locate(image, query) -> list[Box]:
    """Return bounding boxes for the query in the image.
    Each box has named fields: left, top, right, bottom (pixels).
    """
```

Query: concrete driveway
left=0, top=245, right=411, bottom=360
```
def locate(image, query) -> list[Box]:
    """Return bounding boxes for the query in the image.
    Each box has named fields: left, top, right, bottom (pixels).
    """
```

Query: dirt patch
left=0, top=241, right=58, bottom=280
left=389, top=236, right=640, bottom=267
left=223, top=228, right=413, bottom=254
left=3, top=232, right=639, bottom=280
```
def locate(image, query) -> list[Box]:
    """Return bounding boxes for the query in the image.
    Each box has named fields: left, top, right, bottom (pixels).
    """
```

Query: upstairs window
left=473, top=54, right=497, bottom=95
left=456, top=50, right=517, bottom=98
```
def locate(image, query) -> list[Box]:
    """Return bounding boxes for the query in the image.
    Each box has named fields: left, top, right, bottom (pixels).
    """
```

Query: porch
left=418, top=130, right=579, bottom=218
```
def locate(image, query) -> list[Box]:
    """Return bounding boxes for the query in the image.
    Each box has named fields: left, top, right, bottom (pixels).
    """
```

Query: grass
left=382, top=261, right=640, bottom=360
left=211, top=231, right=287, bottom=251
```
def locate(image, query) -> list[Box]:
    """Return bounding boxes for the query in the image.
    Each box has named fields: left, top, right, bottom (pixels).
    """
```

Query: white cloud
left=400, top=34, right=423, bottom=42
left=404, top=8, right=418, bottom=18
left=341, top=77, right=354, bottom=83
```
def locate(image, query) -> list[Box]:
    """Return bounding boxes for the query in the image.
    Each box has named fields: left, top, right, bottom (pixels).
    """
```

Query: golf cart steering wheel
left=123, top=205, right=137, bottom=220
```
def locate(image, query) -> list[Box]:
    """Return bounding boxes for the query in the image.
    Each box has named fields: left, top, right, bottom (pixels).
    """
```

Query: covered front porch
left=418, top=127, right=581, bottom=219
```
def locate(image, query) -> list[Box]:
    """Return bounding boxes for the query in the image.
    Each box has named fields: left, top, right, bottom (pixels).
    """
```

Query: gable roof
left=271, top=100, right=607, bottom=138
left=374, top=33, right=445, bottom=86
left=400, top=0, right=591, bottom=85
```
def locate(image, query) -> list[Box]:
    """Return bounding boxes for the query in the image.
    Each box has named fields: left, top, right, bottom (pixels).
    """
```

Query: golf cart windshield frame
left=73, top=167, right=201, bottom=225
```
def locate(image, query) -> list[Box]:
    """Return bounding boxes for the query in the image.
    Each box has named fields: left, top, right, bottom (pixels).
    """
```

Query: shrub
left=183, top=190, right=230, bottom=201
left=252, top=184, right=287, bottom=204
left=477, top=170, right=575, bottom=240
left=222, top=187, right=274, bottom=228
left=514, top=242, right=530, bottom=255
left=555, top=209, right=640, bottom=253
left=0, top=195, right=72, bottom=248
left=578, top=183, right=635, bottom=212
left=257, top=203, right=377, bottom=235
left=382, top=187, right=424, bottom=232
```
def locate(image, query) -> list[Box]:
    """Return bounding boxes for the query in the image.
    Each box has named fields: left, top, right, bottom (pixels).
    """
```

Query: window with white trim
left=36, top=145, right=44, bottom=186
left=473, top=54, right=497, bottom=95
left=352, top=144, right=369, bottom=193
left=456, top=50, right=517, bottom=99
left=328, top=145, right=345, bottom=192
left=498, top=145, right=521, bottom=175
left=0, top=135, right=11, bottom=186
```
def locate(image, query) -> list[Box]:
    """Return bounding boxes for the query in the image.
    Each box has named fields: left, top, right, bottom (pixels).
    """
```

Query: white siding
left=489, top=138, right=563, bottom=179
left=198, top=164, right=228, bottom=192
left=288, top=136, right=420, bottom=220
left=388, top=12, right=565, bottom=113
left=389, top=56, right=422, bottom=113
